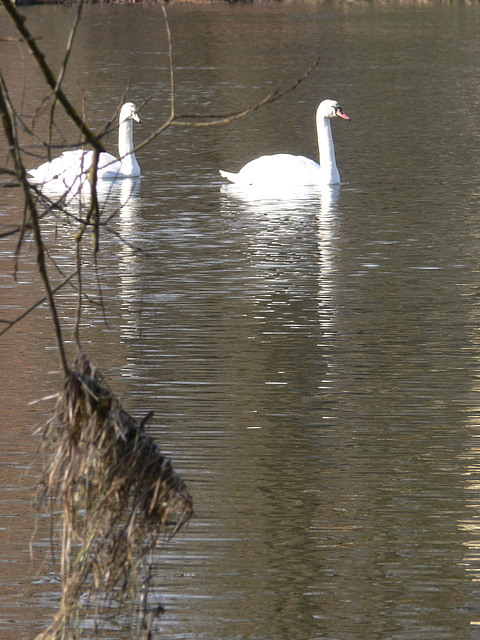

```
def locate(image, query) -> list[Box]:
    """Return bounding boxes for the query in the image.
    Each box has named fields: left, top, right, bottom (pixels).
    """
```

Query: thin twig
left=163, top=5, right=175, bottom=121
left=47, top=1, right=84, bottom=153
left=173, top=56, right=321, bottom=126
left=130, top=56, right=321, bottom=157
left=1, top=0, right=104, bottom=154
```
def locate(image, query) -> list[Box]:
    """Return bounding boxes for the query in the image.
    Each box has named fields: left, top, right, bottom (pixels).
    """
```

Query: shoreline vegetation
left=10, top=0, right=480, bottom=6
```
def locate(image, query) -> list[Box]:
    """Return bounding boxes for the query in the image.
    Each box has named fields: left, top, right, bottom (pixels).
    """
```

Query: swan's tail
left=219, top=169, right=238, bottom=183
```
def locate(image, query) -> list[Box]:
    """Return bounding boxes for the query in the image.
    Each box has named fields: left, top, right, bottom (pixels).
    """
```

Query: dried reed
left=36, top=351, right=193, bottom=640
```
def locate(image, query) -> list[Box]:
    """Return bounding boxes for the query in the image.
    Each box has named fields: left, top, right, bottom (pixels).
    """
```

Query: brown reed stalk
left=35, top=352, right=193, bottom=639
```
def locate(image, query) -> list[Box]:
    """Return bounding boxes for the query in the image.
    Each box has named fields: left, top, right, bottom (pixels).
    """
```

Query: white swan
left=28, top=102, right=141, bottom=188
left=219, top=99, right=350, bottom=188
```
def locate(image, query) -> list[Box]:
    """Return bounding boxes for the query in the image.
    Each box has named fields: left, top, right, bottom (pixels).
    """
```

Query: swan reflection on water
left=219, top=181, right=342, bottom=340
left=32, top=175, right=141, bottom=220
left=220, top=181, right=325, bottom=211
left=315, top=184, right=341, bottom=328
left=219, top=180, right=341, bottom=303
left=219, top=179, right=339, bottom=222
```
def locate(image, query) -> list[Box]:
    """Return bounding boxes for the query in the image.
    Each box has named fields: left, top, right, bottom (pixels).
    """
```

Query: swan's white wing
left=96, top=153, right=122, bottom=179
left=28, top=150, right=124, bottom=185
left=28, top=149, right=89, bottom=183
left=221, top=154, right=323, bottom=187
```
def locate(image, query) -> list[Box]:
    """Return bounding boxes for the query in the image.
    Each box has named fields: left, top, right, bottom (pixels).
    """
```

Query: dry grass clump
left=36, top=352, right=193, bottom=640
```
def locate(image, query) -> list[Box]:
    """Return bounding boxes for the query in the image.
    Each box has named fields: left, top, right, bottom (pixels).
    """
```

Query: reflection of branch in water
left=0, top=270, right=78, bottom=337
left=458, top=427, right=480, bottom=611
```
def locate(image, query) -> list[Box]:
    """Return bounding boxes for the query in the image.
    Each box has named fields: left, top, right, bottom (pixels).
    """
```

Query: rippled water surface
left=2, top=3, right=480, bottom=639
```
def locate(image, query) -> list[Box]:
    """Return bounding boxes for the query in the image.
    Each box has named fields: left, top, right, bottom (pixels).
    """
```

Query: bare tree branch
left=130, top=56, right=321, bottom=157
left=1, top=0, right=104, bottom=155
left=163, top=5, right=176, bottom=122
left=0, top=4, right=325, bottom=637
left=0, top=69, right=69, bottom=376
left=46, top=1, right=84, bottom=154
left=174, top=56, right=321, bottom=126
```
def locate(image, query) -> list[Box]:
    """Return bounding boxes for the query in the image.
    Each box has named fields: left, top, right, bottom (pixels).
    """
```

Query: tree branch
left=0, top=69, right=69, bottom=376
left=1, top=0, right=104, bottom=154
left=130, top=56, right=321, bottom=157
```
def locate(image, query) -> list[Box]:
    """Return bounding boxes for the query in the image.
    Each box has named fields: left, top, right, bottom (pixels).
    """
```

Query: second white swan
left=28, top=102, right=141, bottom=188
left=219, top=99, right=350, bottom=188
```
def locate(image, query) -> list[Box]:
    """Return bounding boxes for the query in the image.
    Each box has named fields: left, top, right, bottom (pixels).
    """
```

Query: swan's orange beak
left=336, top=107, right=351, bottom=121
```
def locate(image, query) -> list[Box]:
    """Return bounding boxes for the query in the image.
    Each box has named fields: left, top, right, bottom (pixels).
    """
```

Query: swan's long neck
left=118, top=118, right=138, bottom=175
left=317, top=113, right=340, bottom=184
